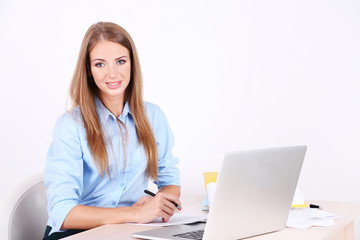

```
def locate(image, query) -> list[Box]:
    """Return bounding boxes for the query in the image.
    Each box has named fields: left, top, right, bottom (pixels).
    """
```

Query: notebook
left=133, top=145, right=307, bottom=240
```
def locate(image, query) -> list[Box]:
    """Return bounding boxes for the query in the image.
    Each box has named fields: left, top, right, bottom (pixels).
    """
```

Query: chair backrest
left=1, top=173, right=48, bottom=240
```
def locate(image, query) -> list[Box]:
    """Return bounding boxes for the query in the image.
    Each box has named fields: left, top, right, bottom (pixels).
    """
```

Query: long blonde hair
left=69, top=22, right=158, bottom=179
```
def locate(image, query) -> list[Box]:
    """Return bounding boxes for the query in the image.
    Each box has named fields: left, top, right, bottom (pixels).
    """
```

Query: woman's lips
left=106, top=81, right=122, bottom=89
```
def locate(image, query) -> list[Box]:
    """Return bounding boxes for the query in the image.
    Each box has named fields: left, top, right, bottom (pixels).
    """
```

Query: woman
left=43, top=22, right=181, bottom=239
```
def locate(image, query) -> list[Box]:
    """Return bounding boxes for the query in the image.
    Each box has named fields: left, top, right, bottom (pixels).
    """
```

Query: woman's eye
left=95, top=62, right=104, bottom=67
left=117, top=60, right=126, bottom=65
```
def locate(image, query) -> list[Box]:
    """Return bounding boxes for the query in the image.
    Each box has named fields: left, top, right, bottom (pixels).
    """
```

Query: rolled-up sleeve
left=150, top=105, right=181, bottom=189
left=44, top=113, right=84, bottom=233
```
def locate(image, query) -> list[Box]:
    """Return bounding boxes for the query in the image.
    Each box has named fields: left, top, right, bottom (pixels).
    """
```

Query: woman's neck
left=100, top=95, right=125, bottom=118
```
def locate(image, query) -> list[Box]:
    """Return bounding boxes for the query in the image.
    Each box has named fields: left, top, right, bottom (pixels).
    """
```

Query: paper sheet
left=287, top=208, right=340, bottom=229
left=206, top=182, right=217, bottom=208
left=126, top=213, right=207, bottom=227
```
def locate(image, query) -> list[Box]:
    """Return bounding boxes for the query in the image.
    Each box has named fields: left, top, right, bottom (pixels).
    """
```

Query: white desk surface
left=64, top=195, right=360, bottom=240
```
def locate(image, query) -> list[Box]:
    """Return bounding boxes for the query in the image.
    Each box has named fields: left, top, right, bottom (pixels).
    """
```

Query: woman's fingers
left=155, top=192, right=181, bottom=210
left=132, top=196, right=151, bottom=207
left=154, top=193, right=180, bottom=222
left=134, top=192, right=180, bottom=223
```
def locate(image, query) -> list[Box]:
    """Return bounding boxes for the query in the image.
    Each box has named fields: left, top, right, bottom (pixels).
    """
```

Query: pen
left=144, top=189, right=182, bottom=210
left=309, top=204, right=321, bottom=209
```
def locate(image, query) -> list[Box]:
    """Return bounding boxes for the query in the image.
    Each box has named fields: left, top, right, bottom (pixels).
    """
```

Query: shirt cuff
left=48, top=199, right=78, bottom=235
left=156, top=167, right=181, bottom=189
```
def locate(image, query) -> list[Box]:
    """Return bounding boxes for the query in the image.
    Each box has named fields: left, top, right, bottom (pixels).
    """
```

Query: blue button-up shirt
left=44, top=98, right=180, bottom=234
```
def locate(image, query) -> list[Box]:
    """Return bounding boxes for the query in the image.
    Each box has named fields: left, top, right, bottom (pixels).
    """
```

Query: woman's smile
left=106, top=81, right=122, bottom=89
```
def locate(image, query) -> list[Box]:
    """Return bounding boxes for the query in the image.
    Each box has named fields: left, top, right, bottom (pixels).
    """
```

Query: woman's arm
left=159, top=185, right=181, bottom=197
left=62, top=190, right=181, bottom=230
left=61, top=205, right=135, bottom=230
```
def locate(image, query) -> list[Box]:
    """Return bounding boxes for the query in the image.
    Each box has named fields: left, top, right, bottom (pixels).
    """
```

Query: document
left=206, top=182, right=217, bottom=208
left=287, top=208, right=340, bottom=229
left=126, top=213, right=207, bottom=227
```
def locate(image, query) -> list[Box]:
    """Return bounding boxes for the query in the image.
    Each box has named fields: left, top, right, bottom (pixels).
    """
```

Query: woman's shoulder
left=56, top=106, right=81, bottom=121
left=143, top=101, right=168, bottom=125
left=144, top=101, right=161, bottom=112
left=53, top=106, right=84, bottom=133
left=143, top=101, right=166, bottom=117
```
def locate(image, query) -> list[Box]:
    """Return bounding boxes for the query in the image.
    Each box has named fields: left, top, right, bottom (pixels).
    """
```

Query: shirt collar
left=95, top=96, right=132, bottom=125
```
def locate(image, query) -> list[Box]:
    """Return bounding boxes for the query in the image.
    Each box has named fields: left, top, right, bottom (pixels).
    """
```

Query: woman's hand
left=132, top=196, right=152, bottom=207
left=132, top=192, right=181, bottom=223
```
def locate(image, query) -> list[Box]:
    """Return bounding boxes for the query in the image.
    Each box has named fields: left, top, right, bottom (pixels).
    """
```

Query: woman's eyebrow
left=92, top=58, right=105, bottom=63
left=115, top=56, right=129, bottom=60
left=92, top=56, right=129, bottom=63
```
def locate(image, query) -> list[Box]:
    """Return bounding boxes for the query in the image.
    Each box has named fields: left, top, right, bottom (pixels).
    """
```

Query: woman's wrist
left=112, top=206, right=140, bottom=224
left=159, top=185, right=181, bottom=197
left=129, top=205, right=141, bottom=223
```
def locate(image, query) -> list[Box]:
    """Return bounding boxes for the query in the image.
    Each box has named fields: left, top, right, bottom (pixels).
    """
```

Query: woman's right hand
left=132, top=192, right=181, bottom=223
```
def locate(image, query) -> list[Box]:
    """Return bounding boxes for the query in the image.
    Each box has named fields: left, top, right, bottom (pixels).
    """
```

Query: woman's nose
left=107, top=65, right=117, bottom=78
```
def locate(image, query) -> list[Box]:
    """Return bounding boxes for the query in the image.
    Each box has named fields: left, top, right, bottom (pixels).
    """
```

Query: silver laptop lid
left=203, top=145, right=306, bottom=240
left=132, top=145, right=306, bottom=240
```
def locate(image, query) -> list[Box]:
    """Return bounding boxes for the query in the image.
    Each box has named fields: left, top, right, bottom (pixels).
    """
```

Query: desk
left=64, top=195, right=360, bottom=240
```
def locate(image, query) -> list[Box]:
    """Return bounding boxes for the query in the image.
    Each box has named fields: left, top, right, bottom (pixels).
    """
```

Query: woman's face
left=89, top=40, right=131, bottom=102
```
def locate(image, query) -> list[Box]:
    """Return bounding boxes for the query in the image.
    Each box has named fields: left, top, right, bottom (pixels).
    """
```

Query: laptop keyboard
left=173, top=230, right=204, bottom=240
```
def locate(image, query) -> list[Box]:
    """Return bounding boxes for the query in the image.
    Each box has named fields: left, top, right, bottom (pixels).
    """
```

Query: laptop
left=133, top=145, right=307, bottom=240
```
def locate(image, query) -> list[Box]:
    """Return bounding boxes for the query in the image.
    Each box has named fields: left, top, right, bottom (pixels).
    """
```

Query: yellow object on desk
left=203, top=172, right=218, bottom=190
left=291, top=187, right=309, bottom=208
left=202, top=172, right=218, bottom=210
left=291, top=202, right=309, bottom=208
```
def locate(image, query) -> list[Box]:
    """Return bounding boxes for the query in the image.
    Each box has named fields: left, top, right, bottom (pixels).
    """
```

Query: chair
left=0, top=172, right=48, bottom=240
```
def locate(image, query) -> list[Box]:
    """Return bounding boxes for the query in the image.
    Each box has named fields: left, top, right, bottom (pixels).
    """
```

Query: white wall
left=0, top=0, right=359, bottom=210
